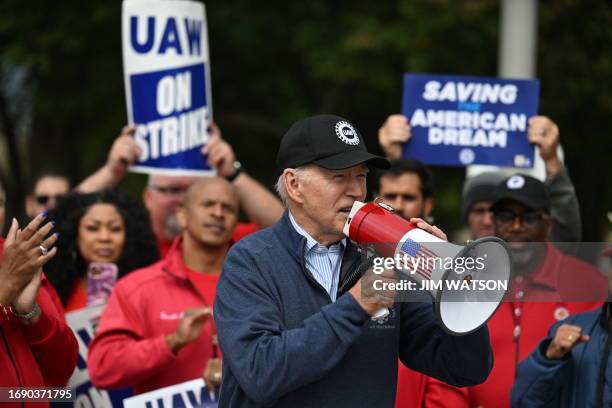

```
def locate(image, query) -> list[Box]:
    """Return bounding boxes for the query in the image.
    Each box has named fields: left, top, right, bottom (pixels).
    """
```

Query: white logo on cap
left=335, top=121, right=360, bottom=146
left=507, top=175, right=525, bottom=189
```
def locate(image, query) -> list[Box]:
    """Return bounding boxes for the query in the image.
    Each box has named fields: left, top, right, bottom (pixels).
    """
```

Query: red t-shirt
left=183, top=266, right=219, bottom=308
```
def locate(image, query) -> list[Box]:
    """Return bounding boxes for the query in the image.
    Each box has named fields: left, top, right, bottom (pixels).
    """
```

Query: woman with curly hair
left=45, top=189, right=159, bottom=312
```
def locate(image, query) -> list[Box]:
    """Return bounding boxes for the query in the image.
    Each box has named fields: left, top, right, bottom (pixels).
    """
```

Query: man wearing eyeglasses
left=24, top=172, right=71, bottom=219
left=461, top=116, right=582, bottom=242
left=420, top=173, right=607, bottom=408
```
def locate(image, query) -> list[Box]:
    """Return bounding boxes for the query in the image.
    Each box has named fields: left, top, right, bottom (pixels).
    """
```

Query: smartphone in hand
left=87, top=262, right=118, bottom=307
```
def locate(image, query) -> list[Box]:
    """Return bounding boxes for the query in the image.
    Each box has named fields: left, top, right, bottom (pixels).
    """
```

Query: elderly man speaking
left=214, top=114, right=493, bottom=407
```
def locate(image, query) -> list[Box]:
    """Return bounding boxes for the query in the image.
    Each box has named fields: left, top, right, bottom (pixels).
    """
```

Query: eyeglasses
left=493, top=210, right=544, bottom=227
left=149, top=185, right=188, bottom=195
left=35, top=194, right=65, bottom=205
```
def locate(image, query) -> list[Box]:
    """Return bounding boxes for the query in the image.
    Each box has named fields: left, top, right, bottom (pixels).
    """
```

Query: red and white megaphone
left=343, top=200, right=512, bottom=335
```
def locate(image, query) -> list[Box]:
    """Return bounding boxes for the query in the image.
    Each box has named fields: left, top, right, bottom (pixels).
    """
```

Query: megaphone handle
left=372, top=307, right=390, bottom=319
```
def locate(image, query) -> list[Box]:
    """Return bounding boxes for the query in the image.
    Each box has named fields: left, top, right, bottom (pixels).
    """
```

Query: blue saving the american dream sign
left=402, top=73, right=540, bottom=168
left=122, top=0, right=213, bottom=175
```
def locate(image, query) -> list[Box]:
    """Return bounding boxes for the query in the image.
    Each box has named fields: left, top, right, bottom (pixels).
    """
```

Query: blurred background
left=0, top=0, right=610, bottom=240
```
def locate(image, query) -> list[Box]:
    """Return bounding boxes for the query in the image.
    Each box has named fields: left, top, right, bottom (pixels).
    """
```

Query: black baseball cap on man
left=490, top=174, right=551, bottom=213
left=276, top=114, right=390, bottom=173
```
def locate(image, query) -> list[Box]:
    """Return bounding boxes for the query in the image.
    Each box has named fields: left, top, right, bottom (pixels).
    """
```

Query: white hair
left=275, top=166, right=311, bottom=206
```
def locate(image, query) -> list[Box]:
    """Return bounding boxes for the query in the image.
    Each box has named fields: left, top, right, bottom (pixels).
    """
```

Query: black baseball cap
left=461, top=172, right=507, bottom=223
left=490, top=174, right=551, bottom=213
left=276, top=114, right=390, bottom=173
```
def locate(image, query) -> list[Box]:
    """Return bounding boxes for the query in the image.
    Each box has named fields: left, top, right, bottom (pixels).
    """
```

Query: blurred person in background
left=394, top=117, right=587, bottom=407
left=461, top=116, right=582, bottom=242
left=24, top=171, right=71, bottom=219
left=419, top=174, right=605, bottom=408
left=511, top=246, right=612, bottom=407
left=378, top=114, right=587, bottom=407
left=374, top=158, right=434, bottom=223
left=378, top=115, right=581, bottom=242
left=0, top=213, right=78, bottom=398
left=377, top=115, right=434, bottom=222
left=78, top=123, right=283, bottom=256
left=88, top=177, right=239, bottom=395
left=45, top=189, right=158, bottom=312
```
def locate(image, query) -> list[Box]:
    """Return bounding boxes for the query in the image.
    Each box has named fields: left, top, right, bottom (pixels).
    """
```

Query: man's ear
left=284, top=170, right=305, bottom=205
left=176, top=206, right=187, bottom=229
left=143, top=188, right=153, bottom=211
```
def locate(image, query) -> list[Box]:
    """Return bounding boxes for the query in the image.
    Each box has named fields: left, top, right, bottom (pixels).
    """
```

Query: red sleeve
left=395, top=366, right=426, bottom=408
left=87, top=280, right=178, bottom=389
left=424, top=378, right=470, bottom=408
left=19, top=276, right=79, bottom=386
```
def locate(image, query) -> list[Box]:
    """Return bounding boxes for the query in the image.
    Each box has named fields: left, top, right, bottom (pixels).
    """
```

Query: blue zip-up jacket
left=511, top=304, right=612, bottom=407
left=214, top=211, right=493, bottom=407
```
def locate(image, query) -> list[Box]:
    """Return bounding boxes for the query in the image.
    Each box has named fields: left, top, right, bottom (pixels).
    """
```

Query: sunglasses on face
left=493, top=210, right=544, bottom=227
left=35, top=194, right=65, bottom=205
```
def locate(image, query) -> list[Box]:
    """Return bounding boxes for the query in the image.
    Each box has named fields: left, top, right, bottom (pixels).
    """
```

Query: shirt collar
left=288, top=211, right=346, bottom=252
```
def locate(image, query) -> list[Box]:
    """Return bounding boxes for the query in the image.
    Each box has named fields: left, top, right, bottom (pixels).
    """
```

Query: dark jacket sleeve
left=214, top=246, right=370, bottom=405
left=397, top=297, right=493, bottom=387
left=547, top=167, right=582, bottom=242
left=510, top=321, right=571, bottom=408
left=19, top=277, right=79, bottom=386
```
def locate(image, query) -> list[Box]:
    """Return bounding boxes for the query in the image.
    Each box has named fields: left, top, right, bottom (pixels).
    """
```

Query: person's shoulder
left=567, top=307, right=602, bottom=325
left=222, top=225, right=291, bottom=284
left=229, top=225, right=279, bottom=255
left=553, top=246, right=601, bottom=275
left=114, top=259, right=167, bottom=292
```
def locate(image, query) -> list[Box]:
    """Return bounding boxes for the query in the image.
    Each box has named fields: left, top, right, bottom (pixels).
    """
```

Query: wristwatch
left=11, top=303, right=41, bottom=322
left=226, top=161, right=243, bottom=182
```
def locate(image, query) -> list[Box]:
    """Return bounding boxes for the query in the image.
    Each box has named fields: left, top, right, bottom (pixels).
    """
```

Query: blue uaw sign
left=123, top=379, right=218, bottom=408
left=122, top=0, right=213, bottom=175
left=402, top=73, right=540, bottom=168
left=66, top=305, right=132, bottom=407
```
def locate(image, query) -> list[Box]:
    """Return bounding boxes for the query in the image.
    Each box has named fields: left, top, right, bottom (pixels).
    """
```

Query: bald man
left=77, top=123, right=283, bottom=256
left=88, top=177, right=236, bottom=395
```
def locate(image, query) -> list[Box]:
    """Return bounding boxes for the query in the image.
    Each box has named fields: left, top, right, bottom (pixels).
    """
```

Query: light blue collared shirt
left=288, top=212, right=346, bottom=301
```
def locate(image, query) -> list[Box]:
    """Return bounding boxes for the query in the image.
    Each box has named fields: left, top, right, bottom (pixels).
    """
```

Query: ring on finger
left=568, top=335, right=574, bottom=341
left=39, top=245, right=48, bottom=256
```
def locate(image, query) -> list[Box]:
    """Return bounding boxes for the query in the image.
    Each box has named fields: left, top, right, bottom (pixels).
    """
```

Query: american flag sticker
left=400, top=239, right=437, bottom=280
